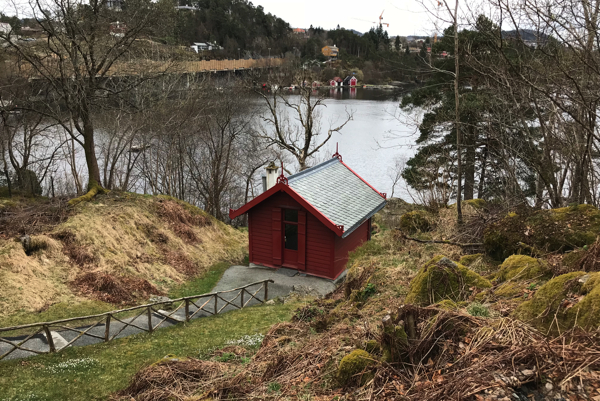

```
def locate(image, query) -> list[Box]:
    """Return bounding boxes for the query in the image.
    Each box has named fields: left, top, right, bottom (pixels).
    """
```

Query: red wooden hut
left=229, top=152, right=387, bottom=279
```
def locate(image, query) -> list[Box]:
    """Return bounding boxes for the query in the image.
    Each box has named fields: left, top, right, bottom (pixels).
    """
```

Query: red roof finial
left=276, top=160, right=288, bottom=185
left=332, top=143, right=342, bottom=161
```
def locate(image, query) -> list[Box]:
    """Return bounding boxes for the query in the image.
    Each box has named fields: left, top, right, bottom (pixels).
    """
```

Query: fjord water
left=257, top=88, right=418, bottom=197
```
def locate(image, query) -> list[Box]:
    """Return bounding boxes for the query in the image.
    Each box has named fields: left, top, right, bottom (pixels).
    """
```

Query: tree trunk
left=463, top=127, right=475, bottom=200
left=453, top=0, right=462, bottom=223
left=82, top=118, right=102, bottom=191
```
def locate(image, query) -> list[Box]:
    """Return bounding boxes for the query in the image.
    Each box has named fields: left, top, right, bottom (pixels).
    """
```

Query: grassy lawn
left=0, top=301, right=301, bottom=401
left=167, top=261, right=231, bottom=299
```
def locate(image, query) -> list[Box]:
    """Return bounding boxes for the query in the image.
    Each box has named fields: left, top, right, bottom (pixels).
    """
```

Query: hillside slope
left=0, top=193, right=247, bottom=319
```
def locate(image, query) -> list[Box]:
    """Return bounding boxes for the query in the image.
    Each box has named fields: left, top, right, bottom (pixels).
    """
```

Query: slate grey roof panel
left=288, top=158, right=386, bottom=238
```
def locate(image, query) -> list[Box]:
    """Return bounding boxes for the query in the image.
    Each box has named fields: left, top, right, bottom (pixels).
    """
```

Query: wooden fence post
left=241, top=289, right=244, bottom=308
left=185, top=299, right=190, bottom=322
left=264, top=281, right=269, bottom=303
left=214, top=294, right=217, bottom=315
left=43, top=325, right=55, bottom=353
left=104, top=315, right=111, bottom=342
left=147, top=307, right=153, bottom=333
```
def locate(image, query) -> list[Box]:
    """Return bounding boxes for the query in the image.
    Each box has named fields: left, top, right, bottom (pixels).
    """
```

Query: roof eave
left=229, top=183, right=344, bottom=236
left=341, top=199, right=387, bottom=238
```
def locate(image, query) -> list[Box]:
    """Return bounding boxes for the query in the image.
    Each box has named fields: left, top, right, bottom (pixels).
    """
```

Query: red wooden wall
left=248, top=191, right=334, bottom=277
left=247, top=190, right=371, bottom=279
left=333, top=219, right=370, bottom=278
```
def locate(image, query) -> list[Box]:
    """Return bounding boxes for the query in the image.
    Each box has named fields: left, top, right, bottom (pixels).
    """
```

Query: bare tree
left=254, top=64, right=353, bottom=171
left=0, top=0, right=175, bottom=203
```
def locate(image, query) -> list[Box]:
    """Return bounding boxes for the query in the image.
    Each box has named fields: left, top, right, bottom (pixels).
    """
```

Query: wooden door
left=282, top=208, right=298, bottom=268
left=272, top=207, right=282, bottom=265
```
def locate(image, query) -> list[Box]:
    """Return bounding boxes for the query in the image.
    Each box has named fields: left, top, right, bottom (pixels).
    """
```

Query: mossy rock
left=436, top=299, right=459, bottom=310
left=463, top=198, right=486, bottom=209
left=514, top=271, right=600, bottom=333
left=494, top=281, right=526, bottom=299
left=459, top=253, right=484, bottom=267
left=363, top=340, right=380, bottom=354
left=484, top=204, right=600, bottom=260
left=562, top=249, right=587, bottom=270
left=405, top=255, right=492, bottom=305
left=336, top=349, right=375, bottom=385
left=399, top=210, right=432, bottom=234
left=496, top=255, right=551, bottom=282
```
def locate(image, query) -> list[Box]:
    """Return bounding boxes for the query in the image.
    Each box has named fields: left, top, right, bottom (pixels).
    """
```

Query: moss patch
left=514, top=271, right=600, bottom=333
left=399, top=210, right=432, bottom=234
left=459, top=253, right=484, bottom=267
left=496, top=255, right=551, bottom=282
left=405, top=256, right=491, bottom=305
left=436, top=299, right=459, bottom=310
left=463, top=199, right=486, bottom=209
left=336, top=349, right=375, bottom=385
left=484, top=204, right=600, bottom=260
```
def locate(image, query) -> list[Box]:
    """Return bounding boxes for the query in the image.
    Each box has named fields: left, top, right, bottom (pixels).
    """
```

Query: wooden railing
left=0, top=279, right=273, bottom=361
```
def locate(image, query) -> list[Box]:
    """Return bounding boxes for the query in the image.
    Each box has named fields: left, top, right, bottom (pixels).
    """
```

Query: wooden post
left=241, top=289, right=244, bottom=308
left=43, top=325, right=55, bottom=353
left=147, top=307, right=153, bottom=333
left=184, top=299, right=190, bottom=322
left=214, top=294, right=217, bottom=315
left=104, top=315, right=111, bottom=342
left=264, top=281, right=269, bottom=303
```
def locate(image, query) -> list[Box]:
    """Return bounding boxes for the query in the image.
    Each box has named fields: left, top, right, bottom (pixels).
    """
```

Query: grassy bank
left=0, top=261, right=240, bottom=330
left=0, top=301, right=301, bottom=401
left=0, top=193, right=248, bottom=320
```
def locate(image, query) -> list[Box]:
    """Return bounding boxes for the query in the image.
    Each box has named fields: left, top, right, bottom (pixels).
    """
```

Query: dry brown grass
left=0, top=194, right=247, bottom=318
left=115, top=302, right=600, bottom=401
left=73, top=271, right=163, bottom=304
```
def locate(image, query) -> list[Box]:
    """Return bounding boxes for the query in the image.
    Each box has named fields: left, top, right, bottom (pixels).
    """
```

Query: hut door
left=282, top=209, right=302, bottom=269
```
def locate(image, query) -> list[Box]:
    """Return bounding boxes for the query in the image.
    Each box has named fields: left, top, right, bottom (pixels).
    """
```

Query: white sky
left=253, top=0, right=436, bottom=36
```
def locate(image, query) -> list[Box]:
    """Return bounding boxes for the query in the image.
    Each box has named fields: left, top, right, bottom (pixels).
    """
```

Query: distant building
left=343, top=76, right=358, bottom=86
left=329, top=76, right=343, bottom=87
left=321, top=45, right=339, bottom=59
left=190, top=42, right=223, bottom=52
left=109, top=21, right=127, bottom=37
left=293, top=28, right=308, bottom=38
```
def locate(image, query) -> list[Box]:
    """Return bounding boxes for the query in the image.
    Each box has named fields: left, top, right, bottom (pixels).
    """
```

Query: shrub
left=467, top=302, right=490, bottom=317
left=484, top=205, right=600, bottom=260
left=399, top=210, right=432, bottom=234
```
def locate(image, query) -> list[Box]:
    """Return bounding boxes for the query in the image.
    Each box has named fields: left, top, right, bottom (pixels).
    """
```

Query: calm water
left=257, top=88, right=419, bottom=198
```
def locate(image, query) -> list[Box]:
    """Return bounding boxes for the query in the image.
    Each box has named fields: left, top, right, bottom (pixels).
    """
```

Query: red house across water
left=229, top=152, right=387, bottom=279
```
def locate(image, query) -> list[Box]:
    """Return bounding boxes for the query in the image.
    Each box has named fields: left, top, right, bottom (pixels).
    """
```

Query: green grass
left=168, top=261, right=231, bottom=299
left=0, top=301, right=301, bottom=401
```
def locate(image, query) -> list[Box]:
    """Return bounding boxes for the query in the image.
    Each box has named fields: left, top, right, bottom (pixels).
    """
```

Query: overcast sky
left=253, top=0, right=436, bottom=36
left=1, top=0, right=439, bottom=37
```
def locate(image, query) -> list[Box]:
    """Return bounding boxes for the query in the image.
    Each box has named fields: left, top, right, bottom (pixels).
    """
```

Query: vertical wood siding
left=247, top=190, right=369, bottom=279
left=333, top=219, right=370, bottom=277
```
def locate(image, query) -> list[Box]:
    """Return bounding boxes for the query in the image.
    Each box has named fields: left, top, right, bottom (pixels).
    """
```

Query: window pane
left=284, top=224, right=298, bottom=250
left=284, top=209, right=298, bottom=222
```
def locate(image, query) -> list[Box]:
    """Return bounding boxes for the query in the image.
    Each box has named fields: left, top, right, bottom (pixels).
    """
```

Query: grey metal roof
left=288, top=158, right=387, bottom=238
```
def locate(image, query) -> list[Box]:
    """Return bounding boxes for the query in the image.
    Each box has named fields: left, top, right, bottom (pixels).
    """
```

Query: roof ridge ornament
left=332, top=143, right=342, bottom=161
left=276, top=160, right=288, bottom=185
